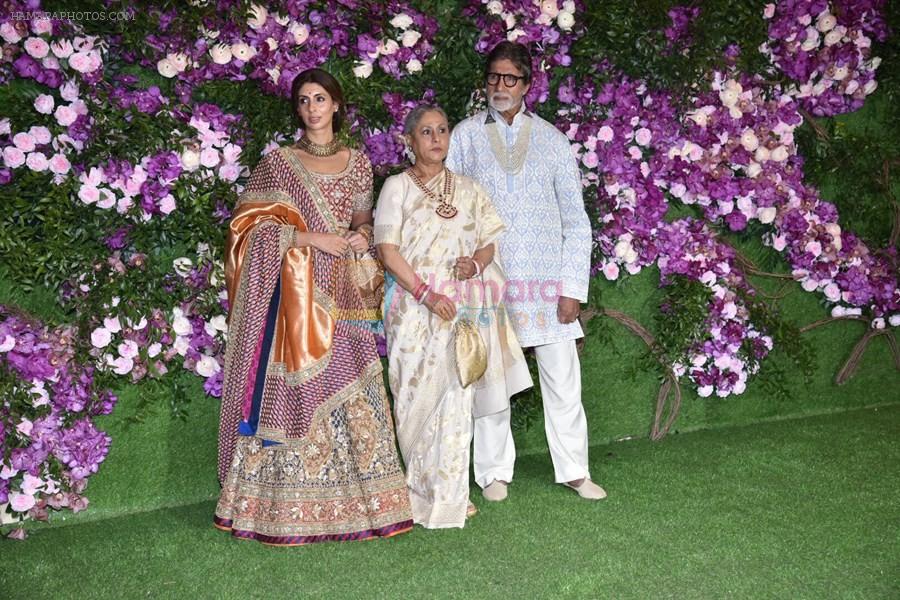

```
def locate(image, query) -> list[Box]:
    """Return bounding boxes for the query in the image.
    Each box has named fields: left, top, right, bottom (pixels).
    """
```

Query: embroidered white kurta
left=446, top=106, right=592, bottom=347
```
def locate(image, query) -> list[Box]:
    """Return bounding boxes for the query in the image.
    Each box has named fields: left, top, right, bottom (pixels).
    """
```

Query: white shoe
left=563, top=479, right=607, bottom=500
left=482, top=480, right=508, bottom=502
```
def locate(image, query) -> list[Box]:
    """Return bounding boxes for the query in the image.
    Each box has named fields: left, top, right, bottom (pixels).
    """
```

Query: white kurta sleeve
left=445, top=124, right=465, bottom=174
left=553, top=137, right=592, bottom=302
left=374, top=175, right=404, bottom=246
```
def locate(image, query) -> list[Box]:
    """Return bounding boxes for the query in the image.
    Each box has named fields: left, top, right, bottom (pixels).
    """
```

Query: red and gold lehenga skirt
left=214, top=147, right=413, bottom=545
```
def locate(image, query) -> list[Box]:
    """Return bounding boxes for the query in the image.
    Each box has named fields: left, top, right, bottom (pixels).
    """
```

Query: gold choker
left=296, top=136, right=342, bottom=157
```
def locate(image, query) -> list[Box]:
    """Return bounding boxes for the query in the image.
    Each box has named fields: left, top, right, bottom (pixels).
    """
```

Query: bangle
left=472, top=258, right=482, bottom=276
left=412, top=282, right=429, bottom=303
left=416, top=286, right=431, bottom=304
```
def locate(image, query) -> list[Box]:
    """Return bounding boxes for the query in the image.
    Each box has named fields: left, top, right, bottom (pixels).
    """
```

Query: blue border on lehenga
left=237, top=277, right=282, bottom=447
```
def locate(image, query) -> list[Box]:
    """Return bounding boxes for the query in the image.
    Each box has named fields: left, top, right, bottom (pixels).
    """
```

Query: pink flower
left=9, top=492, right=36, bottom=513
left=51, top=39, right=74, bottom=59
left=109, top=355, right=134, bottom=375
left=602, top=262, right=620, bottom=280
left=2, top=146, right=26, bottom=169
left=49, top=153, right=71, bottom=175
left=0, top=22, right=22, bottom=44
left=823, top=283, right=841, bottom=302
left=70, top=495, right=89, bottom=513
left=67, top=51, right=93, bottom=73
left=29, top=126, right=52, bottom=145
left=60, top=80, right=80, bottom=102
left=21, top=474, right=43, bottom=495
left=763, top=3, right=775, bottom=19
left=6, top=528, right=27, bottom=540
left=0, top=463, right=18, bottom=479
left=217, top=163, right=241, bottom=182
left=78, top=184, right=100, bottom=205
left=0, top=335, right=15, bottom=352
left=158, top=195, right=177, bottom=215
left=97, top=189, right=116, bottom=209
left=582, top=151, right=599, bottom=169
left=32, top=18, right=53, bottom=35
left=54, top=105, right=78, bottom=127
left=26, top=152, right=49, bottom=172
left=34, top=94, right=55, bottom=114
left=16, top=418, right=33, bottom=437
left=597, top=125, right=614, bottom=142
left=24, top=37, right=50, bottom=59
left=634, top=127, right=652, bottom=146
left=200, top=148, right=220, bottom=168
left=13, top=132, right=36, bottom=152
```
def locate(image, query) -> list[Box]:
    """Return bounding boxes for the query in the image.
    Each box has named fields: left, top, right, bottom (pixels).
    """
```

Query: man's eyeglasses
left=486, top=72, right=526, bottom=87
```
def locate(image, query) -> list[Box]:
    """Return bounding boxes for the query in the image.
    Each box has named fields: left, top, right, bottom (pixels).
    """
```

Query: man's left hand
left=557, top=296, right=581, bottom=324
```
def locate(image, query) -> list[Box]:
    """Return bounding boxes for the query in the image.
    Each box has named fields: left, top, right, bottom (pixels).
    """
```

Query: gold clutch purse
left=454, top=316, right=487, bottom=388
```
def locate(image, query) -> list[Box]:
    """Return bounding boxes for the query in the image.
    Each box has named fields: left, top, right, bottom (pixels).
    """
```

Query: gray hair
left=402, top=104, right=449, bottom=135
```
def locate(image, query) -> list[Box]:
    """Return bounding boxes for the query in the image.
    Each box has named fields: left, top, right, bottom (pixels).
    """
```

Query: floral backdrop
left=0, top=0, right=897, bottom=535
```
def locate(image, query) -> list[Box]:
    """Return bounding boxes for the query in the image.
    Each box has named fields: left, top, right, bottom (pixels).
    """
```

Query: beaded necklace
left=406, top=167, right=457, bottom=219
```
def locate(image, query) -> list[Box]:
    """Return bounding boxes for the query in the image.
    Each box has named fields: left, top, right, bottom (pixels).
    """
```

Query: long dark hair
left=290, top=68, right=346, bottom=133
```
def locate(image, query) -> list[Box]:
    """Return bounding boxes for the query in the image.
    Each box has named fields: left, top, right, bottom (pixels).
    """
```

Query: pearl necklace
left=295, top=136, right=342, bottom=157
left=485, top=116, right=533, bottom=175
left=406, top=167, right=457, bottom=219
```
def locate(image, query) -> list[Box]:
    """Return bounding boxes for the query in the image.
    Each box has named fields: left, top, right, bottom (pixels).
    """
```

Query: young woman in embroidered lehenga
left=375, top=106, right=532, bottom=528
left=214, top=68, right=413, bottom=545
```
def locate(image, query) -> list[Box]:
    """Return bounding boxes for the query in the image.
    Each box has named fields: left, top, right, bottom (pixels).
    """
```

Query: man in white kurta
left=446, top=41, right=606, bottom=501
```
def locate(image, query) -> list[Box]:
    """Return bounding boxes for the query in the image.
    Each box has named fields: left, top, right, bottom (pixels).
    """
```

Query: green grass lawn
left=2, top=405, right=897, bottom=599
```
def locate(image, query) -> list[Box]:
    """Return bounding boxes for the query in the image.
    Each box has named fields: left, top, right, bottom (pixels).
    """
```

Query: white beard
left=488, top=93, right=514, bottom=113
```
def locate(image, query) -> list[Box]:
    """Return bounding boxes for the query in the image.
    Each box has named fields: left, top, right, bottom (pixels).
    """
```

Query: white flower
left=390, top=13, right=413, bottom=30
left=381, top=39, right=399, bottom=56
left=697, top=385, right=713, bottom=398
left=147, top=342, right=162, bottom=358
left=118, top=340, right=139, bottom=359
left=210, top=314, right=228, bottom=332
left=109, top=356, right=134, bottom=376
left=91, top=327, right=112, bottom=348
left=757, top=206, right=777, bottom=224
left=274, top=12, right=290, bottom=26
left=507, top=28, right=526, bottom=42
left=104, top=316, right=122, bottom=333
left=754, top=146, right=771, bottom=163
left=889, top=314, right=900, bottom=327
left=406, top=58, right=423, bottom=73
left=167, top=52, right=189, bottom=72
left=824, top=30, right=843, bottom=46
left=195, top=355, right=221, bottom=377
left=770, top=145, right=789, bottom=162
left=266, top=66, right=281, bottom=84
left=823, top=283, right=841, bottom=302
left=486, top=1, right=503, bottom=15
left=613, top=239, right=632, bottom=259
left=740, top=129, right=759, bottom=152
left=401, top=29, right=421, bottom=48
left=816, top=13, right=837, bottom=33
left=209, top=44, right=232, bottom=65
left=247, top=3, right=268, bottom=30
left=173, top=336, right=190, bottom=356
left=557, top=11, right=575, bottom=31
left=225, top=43, right=252, bottom=64
left=352, top=61, right=373, bottom=79
left=181, top=149, right=200, bottom=171
left=173, top=257, right=193, bottom=277
left=157, top=58, right=178, bottom=78
left=288, top=22, right=309, bottom=46
left=763, top=3, right=775, bottom=19
left=541, top=0, right=560, bottom=18
left=871, top=318, right=885, bottom=330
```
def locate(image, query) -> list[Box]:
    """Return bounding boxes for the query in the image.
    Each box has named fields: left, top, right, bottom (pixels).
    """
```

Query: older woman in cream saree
left=375, top=106, right=531, bottom=528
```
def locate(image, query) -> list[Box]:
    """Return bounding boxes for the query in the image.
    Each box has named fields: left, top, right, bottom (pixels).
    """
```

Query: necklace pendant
left=435, top=202, right=458, bottom=219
